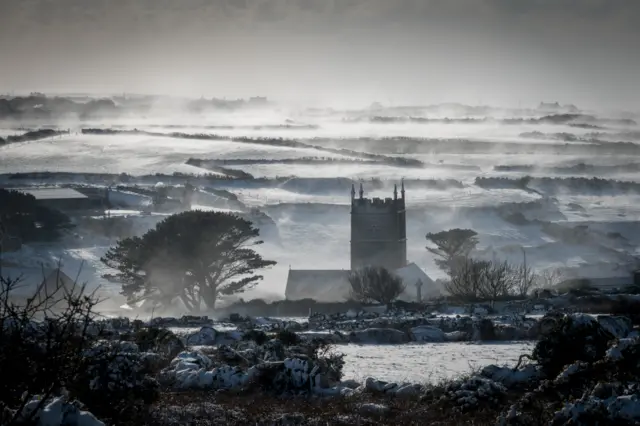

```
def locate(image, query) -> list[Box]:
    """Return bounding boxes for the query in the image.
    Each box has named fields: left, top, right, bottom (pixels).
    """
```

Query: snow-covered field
left=340, top=341, right=535, bottom=384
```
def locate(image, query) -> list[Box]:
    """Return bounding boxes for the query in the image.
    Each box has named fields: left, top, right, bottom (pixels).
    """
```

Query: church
left=285, top=182, right=438, bottom=302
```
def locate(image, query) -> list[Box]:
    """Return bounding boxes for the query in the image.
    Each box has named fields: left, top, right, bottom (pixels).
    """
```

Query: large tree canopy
left=101, top=210, right=276, bottom=312
left=426, top=228, right=479, bottom=273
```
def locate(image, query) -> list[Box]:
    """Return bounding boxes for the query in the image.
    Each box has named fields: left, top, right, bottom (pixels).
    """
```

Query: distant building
left=351, top=182, right=407, bottom=271
left=285, top=262, right=437, bottom=302
left=17, top=187, right=101, bottom=212
left=285, top=183, right=438, bottom=302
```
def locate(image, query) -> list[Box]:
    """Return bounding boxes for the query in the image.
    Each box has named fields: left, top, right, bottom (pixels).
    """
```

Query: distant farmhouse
left=17, top=187, right=104, bottom=213
left=285, top=183, right=438, bottom=302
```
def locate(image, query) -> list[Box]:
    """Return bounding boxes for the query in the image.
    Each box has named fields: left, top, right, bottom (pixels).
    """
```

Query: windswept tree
left=348, top=266, right=406, bottom=305
left=426, top=228, right=479, bottom=273
left=101, top=210, right=276, bottom=312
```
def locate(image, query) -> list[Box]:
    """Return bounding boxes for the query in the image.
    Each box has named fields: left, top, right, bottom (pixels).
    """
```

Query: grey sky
left=1, top=0, right=639, bottom=109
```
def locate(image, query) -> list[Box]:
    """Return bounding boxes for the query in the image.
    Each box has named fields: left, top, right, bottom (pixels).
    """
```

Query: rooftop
left=19, top=187, right=88, bottom=200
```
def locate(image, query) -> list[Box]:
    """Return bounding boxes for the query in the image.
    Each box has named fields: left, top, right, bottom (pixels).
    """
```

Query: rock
left=597, top=315, right=632, bottom=338
left=186, top=326, right=217, bottom=346
left=350, top=328, right=409, bottom=344
left=340, top=379, right=361, bottom=389
left=410, top=326, right=445, bottom=342
left=171, top=350, right=212, bottom=370
left=358, top=403, right=390, bottom=417
left=299, top=331, right=345, bottom=343
left=17, top=397, right=104, bottom=426
left=445, top=330, right=468, bottom=341
left=481, top=364, right=541, bottom=388
left=364, top=377, right=397, bottom=394
left=394, top=383, right=423, bottom=398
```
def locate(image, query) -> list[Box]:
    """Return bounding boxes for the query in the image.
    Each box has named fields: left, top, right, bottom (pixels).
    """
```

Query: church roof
left=285, top=263, right=442, bottom=302
left=285, top=269, right=350, bottom=302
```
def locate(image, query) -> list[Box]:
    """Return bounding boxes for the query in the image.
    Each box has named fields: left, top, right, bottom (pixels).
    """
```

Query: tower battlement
left=352, top=196, right=402, bottom=207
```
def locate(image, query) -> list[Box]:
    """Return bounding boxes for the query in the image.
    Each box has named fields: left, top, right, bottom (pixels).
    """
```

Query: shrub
left=532, top=314, right=614, bottom=377
left=0, top=271, right=159, bottom=425
left=242, top=329, right=269, bottom=345
left=276, top=329, right=300, bottom=346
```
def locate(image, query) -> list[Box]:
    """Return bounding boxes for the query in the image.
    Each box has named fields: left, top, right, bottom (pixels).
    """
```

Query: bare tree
left=446, top=257, right=523, bottom=302
left=348, top=266, right=406, bottom=305
left=479, top=260, right=516, bottom=303
left=512, top=263, right=538, bottom=297
left=538, top=268, right=565, bottom=289
left=445, top=257, right=488, bottom=301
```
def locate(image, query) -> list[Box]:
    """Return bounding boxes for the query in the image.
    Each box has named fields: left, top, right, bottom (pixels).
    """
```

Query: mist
left=2, top=0, right=640, bottom=110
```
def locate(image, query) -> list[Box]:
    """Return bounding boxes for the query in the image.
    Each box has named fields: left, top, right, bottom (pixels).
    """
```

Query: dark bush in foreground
left=532, top=314, right=614, bottom=377
left=0, top=273, right=159, bottom=425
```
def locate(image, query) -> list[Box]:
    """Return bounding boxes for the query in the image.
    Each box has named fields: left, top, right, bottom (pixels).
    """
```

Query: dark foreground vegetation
left=4, top=265, right=640, bottom=425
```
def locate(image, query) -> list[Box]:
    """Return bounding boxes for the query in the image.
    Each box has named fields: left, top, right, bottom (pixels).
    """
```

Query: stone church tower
left=350, top=182, right=407, bottom=271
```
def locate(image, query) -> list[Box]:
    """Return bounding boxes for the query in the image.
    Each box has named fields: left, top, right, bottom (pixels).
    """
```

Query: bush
left=348, top=266, right=406, bottom=304
left=242, top=329, right=269, bottom=345
left=0, top=272, right=158, bottom=425
left=276, top=329, right=300, bottom=346
left=532, top=314, right=614, bottom=377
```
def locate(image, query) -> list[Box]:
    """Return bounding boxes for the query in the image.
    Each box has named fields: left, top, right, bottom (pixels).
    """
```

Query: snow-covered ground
left=340, top=341, right=535, bottom=384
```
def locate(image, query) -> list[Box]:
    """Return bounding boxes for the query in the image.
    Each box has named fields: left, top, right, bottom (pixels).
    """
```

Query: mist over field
left=2, top=0, right=640, bottom=308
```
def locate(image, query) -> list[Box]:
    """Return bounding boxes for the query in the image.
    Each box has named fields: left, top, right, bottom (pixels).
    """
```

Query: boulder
left=349, top=328, right=410, bottom=344
left=394, top=383, right=423, bottom=398
left=358, top=403, right=390, bottom=416
left=481, top=364, right=541, bottom=388
left=597, top=315, right=632, bottom=338
left=445, top=330, right=468, bottom=341
left=410, top=326, right=445, bottom=342
left=186, top=326, right=217, bottom=346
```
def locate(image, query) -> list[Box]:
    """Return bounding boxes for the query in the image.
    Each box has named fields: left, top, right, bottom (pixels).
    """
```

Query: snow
left=339, top=342, right=534, bottom=383
left=18, top=396, right=104, bottom=426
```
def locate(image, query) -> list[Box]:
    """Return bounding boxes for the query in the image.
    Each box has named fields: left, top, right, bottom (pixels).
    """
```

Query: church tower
left=350, top=182, right=407, bottom=271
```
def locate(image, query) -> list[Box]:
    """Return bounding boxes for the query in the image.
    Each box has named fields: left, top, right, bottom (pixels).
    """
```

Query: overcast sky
left=1, top=0, right=639, bottom=109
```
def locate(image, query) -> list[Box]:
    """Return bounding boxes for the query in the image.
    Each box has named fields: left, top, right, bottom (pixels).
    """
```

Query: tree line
left=345, top=228, right=565, bottom=306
